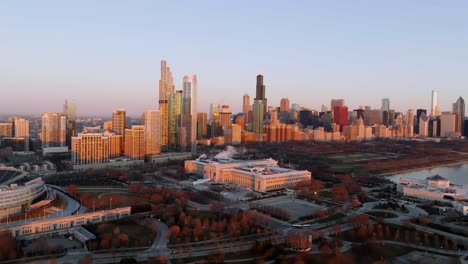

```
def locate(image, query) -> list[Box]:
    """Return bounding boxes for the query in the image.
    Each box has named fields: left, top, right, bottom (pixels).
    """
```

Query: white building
left=185, top=158, right=311, bottom=192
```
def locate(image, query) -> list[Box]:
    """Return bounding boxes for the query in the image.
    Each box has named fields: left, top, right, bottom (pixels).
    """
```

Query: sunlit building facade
left=124, top=125, right=145, bottom=160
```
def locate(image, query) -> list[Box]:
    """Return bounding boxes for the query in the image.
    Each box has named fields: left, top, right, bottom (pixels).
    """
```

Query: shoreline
left=375, top=159, right=468, bottom=178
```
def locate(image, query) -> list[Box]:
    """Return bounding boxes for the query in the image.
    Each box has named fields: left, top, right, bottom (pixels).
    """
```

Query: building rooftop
left=427, top=175, right=448, bottom=181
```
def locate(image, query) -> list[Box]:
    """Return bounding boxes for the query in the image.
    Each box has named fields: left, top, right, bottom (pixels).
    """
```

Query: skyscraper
left=431, top=89, right=440, bottom=117
left=242, top=94, right=251, bottom=114
left=64, top=99, right=76, bottom=148
left=440, top=112, right=456, bottom=137
left=333, top=106, right=349, bottom=127
left=111, top=109, right=126, bottom=135
left=141, top=110, right=161, bottom=155
left=331, top=99, right=345, bottom=111
left=12, top=117, right=30, bottom=151
left=252, top=99, right=264, bottom=137
left=197, top=112, right=208, bottom=139
left=280, top=98, right=290, bottom=112
left=168, top=90, right=183, bottom=149
left=41, top=112, right=67, bottom=153
left=159, top=60, right=175, bottom=151
left=219, top=105, right=232, bottom=127
left=182, top=74, right=198, bottom=150
left=452, top=97, right=465, bottom=136
left=381, top=98, right=390, bottom=123
left=255, top=75, right=267, bottom=114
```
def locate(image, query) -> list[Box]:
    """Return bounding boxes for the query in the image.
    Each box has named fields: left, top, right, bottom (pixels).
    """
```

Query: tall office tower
left=331, top=99, right=345, bottom=111
left=406, top=109, right=415, bottom=127
left=252, top=99, right=264, bottom=137
left=431, top=89, right=440, bottom=117
left=141, top=110, right=161, bottom=155
left=168, top=90, right=183, bottom=148
left=440, top=112, right=456, bottom=137
left=219, top=105, right=232, bottom=127
left=333, top=106, right=349, bottom=127
left=354, top=109, right=365, bottom=120
left=71, top=133, right=110, bottom=165
left=452, top=97, right=465, bottom=136
left=414, top=109, right=427, bottom=134
left=182, top=75, right=198, bottom=150
left=280, top=98, right=290, bottom=112
left=111, top=109, right=126, bottom=135
left=363, top=109, right=381, bottom=126
left=242, top=94, right=251, bottom=114
left=197, top=112, right=208, bottom=139
left=12, top=117, right=30, bottom=151
left=63, top=99, right=76, bottom=148
left=255, top=75, right=267, bottom=114
left=291, top=103, right=301, bottom=111
left=159, top=60, right=175, bottom=151
left=419, top=113, right=429, bottom=136
left=209, top=104, right=220, bottom=121
left=41, top=112, right=67, bottom=147
left=321, top=105, right=328, bottom=113
left=124, top=126, right=145, bottom=160
left=0, top=123, right=13, bottom=137
left=103, top=121, right=113, bottom=131
left=381, top=98, right=390, bottom=122
left=224, top=124, right=241, bottom=145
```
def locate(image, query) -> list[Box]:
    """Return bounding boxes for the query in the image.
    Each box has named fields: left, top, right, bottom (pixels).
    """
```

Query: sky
left=1, top=0, right=467, bottom=117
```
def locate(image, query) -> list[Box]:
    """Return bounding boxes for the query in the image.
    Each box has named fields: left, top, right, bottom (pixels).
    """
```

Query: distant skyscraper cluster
left=1, top=61, right=467, bottom=167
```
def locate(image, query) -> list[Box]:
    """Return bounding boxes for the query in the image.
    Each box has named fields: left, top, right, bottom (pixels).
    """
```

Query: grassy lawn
left=79, top=191, right=150, bottom=211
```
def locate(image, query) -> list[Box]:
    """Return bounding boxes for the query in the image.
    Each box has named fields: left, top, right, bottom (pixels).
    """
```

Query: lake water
left=386, top=163, right=468, bottom=185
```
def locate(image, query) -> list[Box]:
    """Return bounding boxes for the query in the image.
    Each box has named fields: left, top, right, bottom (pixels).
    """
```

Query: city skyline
left=1, top=1, right=468, bottom=116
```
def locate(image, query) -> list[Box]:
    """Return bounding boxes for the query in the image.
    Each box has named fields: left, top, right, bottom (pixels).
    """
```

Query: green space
left=85, top=219, right=157, bottom=251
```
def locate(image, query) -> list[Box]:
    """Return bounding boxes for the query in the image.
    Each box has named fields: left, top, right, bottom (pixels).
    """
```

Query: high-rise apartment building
left=452, top=97, right=465, bottom=136
left=197, top=112, right=208, bottom=139
left=71, top=133, right=110, bottom=165
left=41, top=112, right=67, bottom=149
left=182, top=75, right=198, bottom=150
left=141, top=110, right=161, bottom=155
left=255, top=75, right=267, bottom=114
left=280, top=98, right=290, bottom=112
left=12, top=117, right=30, bottom=151
left=0, top=123, right=12, bottom=138
left=431, top=89, right=440, bottom=117
left=124, top=126, right=145, bottom=160
left=111, top=109, right=126, bottom=135
left=159, top=60, right=175, bottom=150
left=168, top=90, right=183, bottom=148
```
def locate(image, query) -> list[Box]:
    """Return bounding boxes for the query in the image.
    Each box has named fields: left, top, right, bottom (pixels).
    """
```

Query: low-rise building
left=185, top=158, right=311, bottom=192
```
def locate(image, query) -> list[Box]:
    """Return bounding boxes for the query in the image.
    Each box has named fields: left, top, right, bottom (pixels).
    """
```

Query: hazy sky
left=1, top=1, right=467, bottom=117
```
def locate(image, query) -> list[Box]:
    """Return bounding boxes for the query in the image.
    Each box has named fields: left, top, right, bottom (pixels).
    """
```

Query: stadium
left=0, top=167, right=56, bottom=220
